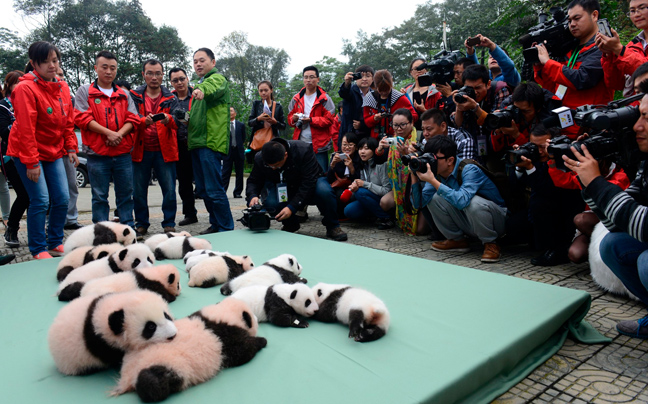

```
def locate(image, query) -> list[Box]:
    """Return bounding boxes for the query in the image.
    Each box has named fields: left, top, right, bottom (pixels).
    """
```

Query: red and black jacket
left=601, top=35, right=648, bottom=92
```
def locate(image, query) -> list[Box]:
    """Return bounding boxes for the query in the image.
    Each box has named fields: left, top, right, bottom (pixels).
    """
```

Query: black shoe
left=199, top=226, right=217, bottom=235
left=531, top=250, right=570, bottom=266
left=64, top=223, right=83, bottom=230
left=377, top=218, right=395, bottom=230
left=296, top=210, right=309, bottom=223
left=326, top=227, right=348, bottom=242
left=281, top=222, right=300, bottom=233
left=233, top=195, right=243, bottom=199
left=4, top=227, right=19, bottom=248
left=0, top=254, right=15, bottom=266
left=179, top=216, right=198, bottom=226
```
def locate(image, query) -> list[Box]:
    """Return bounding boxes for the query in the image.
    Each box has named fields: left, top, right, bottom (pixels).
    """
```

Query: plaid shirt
left=447, top=126, right=476, bottom=160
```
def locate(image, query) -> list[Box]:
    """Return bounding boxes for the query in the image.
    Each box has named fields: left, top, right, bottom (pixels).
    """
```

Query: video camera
left=547, top=135, right=618, bottom=171
left=416, top=50, right=463, bottom=87
left=519, top=7, right=577, bottom=63
left=238, top=204, right=274, bottom=231
left=485, top=105, right=523, bottom=130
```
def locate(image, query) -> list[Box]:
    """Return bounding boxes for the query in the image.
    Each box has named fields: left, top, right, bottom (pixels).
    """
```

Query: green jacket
left=187, top=68, right=230, bottom=153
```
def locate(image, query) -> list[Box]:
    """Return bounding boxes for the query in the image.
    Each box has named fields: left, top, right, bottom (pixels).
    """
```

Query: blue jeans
left=263, top=177, right=339, bottom=229
left=13, top=157, right=69, bottom=255
left=600, top=232, right=648, bottom=306
left=344, top=188, right=390, bottom=220
left=87, top=154, right=134, bottom=226
left=133, top=151, right=177, bottom=229
left=191, top=147, right=234, bottom=231
left=315, top=151, right=328, bottom=173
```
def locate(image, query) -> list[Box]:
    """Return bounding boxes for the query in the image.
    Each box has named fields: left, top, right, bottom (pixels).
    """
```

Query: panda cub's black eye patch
left=142, top=321, right=157, bottom=339
left=147, top=257, right=153, bottom=263
left=317, top=290, right=322, bottom=297
left=132, top=258, right=140, bottom=268
left=305, top=299, right=311, bottom=307
left=168, top=274, right=175, bottom=284
left=164, top=312, right=172, bottom=321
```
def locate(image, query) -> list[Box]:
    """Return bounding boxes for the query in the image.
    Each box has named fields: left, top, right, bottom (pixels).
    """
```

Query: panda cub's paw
left=299, top=277, right=307, bottom=284
left=220, top=283, right=232, bottom=296
left=254, top=336, right=268, bottom=349
left=291, top=317, right=309, bottom=328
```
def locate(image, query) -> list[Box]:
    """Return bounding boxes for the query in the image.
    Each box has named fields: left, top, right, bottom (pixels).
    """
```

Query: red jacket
left=601, top=35, right=648, bottom=91
left=287, top=86, right=335, bottom=153
left=74, top=81, right=140, bottom=156
left=129, top=85, right=179, bottom=163
left=7, top=72, right=77, bottom=167
left=549, top=164, right=630, bottom=191
left=363, top=90, right=418, bottom=138
left=534, top=38, right=613, bottom=139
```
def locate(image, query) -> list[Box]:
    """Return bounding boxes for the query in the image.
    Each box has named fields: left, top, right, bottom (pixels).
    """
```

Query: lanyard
left=567, top=46, right=582, bottom=69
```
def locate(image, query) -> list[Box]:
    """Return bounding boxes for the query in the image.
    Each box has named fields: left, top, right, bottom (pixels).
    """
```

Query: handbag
left=331, top=172, right=353, bottom=189
left=250, top=101, right=276, bottom=151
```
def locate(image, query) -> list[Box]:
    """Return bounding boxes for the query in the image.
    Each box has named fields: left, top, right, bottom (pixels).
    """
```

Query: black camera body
left=455, top=86, right=476, bottom=104
left=239, top=204, right=273, bottom=231
left=408, top=153, right=438, bottom=174
left=352, top=72, right=363, bottom=80
left=508, top=142, right=540, bottom=165
left=519, top=7, right=577, bottom=59
left=548, top=135, right=618, bottom=171
left=485, top=105, right=522, bottom=130
left=172, top=108, right=189, bottom=122
left=417, top=50, right=463, bottom=87
left=401, top=151, right=421, bottom=166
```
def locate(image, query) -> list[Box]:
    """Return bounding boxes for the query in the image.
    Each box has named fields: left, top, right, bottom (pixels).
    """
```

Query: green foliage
left=0, top=28, right=26, bottom=77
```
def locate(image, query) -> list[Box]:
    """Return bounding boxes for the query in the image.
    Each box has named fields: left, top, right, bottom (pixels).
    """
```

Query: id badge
left=477, top=135, right=488, bottom=156
left=277, top=183, right=288, bottom=203
left=555, top=85, right=567, bottom=100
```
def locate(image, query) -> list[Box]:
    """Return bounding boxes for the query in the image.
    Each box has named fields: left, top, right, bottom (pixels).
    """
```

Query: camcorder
left=454, top=86, right=476, bottom=104
left=416, top=50, right=463, bottom=87
left=485, top=105, right=523, bottom=130
left=544, top=93, right=645, bottom=172
left=519, top=7, right=577, bottom=62
left=239, top=204, right=274, bottom=231
left=407, top=153, right=438, bottom=174
left=507, top=142, right=541, bottom=165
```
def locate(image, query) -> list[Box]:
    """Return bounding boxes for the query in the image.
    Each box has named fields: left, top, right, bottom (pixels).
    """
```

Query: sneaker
left=481, top=242, right=501, bottom=263
left=64, top=223, right=82, bottom=230
left=136, top=227, right=148, bottom=241
left=431, top=239, right=470, bottom=253
left=326, top=227, right=348, bottom=242
left=0, top=254, right=15, bottom=265
left=377, top=218, right=395, bottom=230
left=33, top=251, right=53, bottom=260
left=616, top=315, right=648, bottom=339
left=163, top=226, right=176, bottom=233
left=48, top=245, right=65, bottom=257
left=281, top=222, right=300, bottom=233
left=199, top=226, right=217, bottom=235
left=4, top=227, right=19, bottom=248
left=179, top=216, right=198, bottom=226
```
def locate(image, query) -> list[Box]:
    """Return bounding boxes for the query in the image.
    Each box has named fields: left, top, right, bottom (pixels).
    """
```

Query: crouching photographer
left=565, top=80, right=648, bottom=338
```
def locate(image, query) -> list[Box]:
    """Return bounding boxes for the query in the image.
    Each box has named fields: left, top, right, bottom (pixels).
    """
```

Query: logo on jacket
left=46, top=107, right=53, bottom=114
left=95, top=99, right=101, bottom=104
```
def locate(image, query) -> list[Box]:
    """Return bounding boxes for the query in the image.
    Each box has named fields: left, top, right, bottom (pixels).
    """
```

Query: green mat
left=0, top=230, right=608, bottom=403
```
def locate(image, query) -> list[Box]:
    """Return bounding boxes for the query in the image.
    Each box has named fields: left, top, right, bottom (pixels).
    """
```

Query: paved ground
left=2, top=178, right=647, bottom=403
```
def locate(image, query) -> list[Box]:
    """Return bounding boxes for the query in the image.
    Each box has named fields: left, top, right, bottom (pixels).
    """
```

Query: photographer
left=339, top=65, right=374, bottom=144
left=506, top=125, right=585, bottom=266
left=435, top=57, right=476, bottom=121
left=327, top=133, right=362, bottom=218
left=465, top=34, right=521, bottom=87
left=411, top=136, right=507, bottom=263
left=403, top=58, right=442, bottom=118
left=597, top=0, right=648, bottom=96
left=534, top=0, right=613, bottom=139
left=246, top=138, right=348, bottom=242
left=563, top=79, right=648, bottom=338
left=417, top=108, right=476, bottom=160
left=363, top=70, right=418, bottom=138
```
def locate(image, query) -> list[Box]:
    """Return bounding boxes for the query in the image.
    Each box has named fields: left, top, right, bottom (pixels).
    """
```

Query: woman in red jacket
left=7, top=42, right=78, bottom=259
left=363, top=70, right=418, bottom=138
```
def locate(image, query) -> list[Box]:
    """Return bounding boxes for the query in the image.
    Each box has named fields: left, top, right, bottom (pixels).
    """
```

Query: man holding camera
left=129, top=59, right=180, bottom=237
left=434, top=57, right=476, bottom=119
left=534, top=0, right=613, bottom=139
left=417, top=108, right=476, bottom=160
left=465, top=34, right=521, bottom=87
left=246, top=138, right=348, bottom=241
left=411, top=136, right=507, bottom=262
left=339, top=65, right=374, bottom=146
left=565, top=79, right=648, bottom=338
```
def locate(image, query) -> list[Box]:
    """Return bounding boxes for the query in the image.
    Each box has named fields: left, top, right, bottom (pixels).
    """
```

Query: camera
left=352, top=72, right=363, bottom=80
left=172, top=108, right=189, bottom=123
left=386, top=136, right=404, bottom=146
left=401, top=151, right=421, bottom=166
left=507, top=142, right=541, bottom=165
left=295, top=113, right=307, bottom=129
left=484, top=105, right=522, bottom=130
left=548, top=135, right=618, bottom=171
left=416, top=50, right=463, bottom=87
left=454, top=86, right=476, bottom=104
left=239, top=204, right=273, bottom=231
left=519, top=7, right=577, bottom=59
left=408, top=153, right=438, bottom=174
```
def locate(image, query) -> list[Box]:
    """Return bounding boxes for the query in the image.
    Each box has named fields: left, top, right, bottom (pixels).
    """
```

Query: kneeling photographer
left=245, top=138, right=348, bottom=241
left=565, top=80, right=648, bottom=338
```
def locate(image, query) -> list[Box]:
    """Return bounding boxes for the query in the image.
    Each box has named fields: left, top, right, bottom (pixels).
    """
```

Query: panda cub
left=183, top=249, right=221, bottom=263
left=154, top=236, right=212, bottom=260
left=188, top=254, right=254, bottom=288
left=48, top=290, right=177, bottom=376
left=220, top=254, right=305, bottom=296
left=63, top=222, right=136, bottom=252
left=184, top=250, right=231, bottom=272
left=312, top=283, right=390, bottom=343
left=80, top=264, right=181, bottom=303
left=57, top=244, right=155, bottom=302
left=231, top=283, right=318, bottom=328
left=144, top=231, right=191, bottom=251
left=111, top=298, right=267, bottom=402
left=56, top=243, right=123, bottom=282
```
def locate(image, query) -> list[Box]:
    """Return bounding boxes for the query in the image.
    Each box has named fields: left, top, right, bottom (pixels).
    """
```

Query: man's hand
left=453, top=94, right=477, bottom=112
left=27, top=166, right=40, bottom=182
left=436, top=83, right=453, bottom=98
left=562, top=144, right=601, bottom=186
left=464, top=37, right=476, bottom=55
left=69, top=153, right=79, bottom=168
left=105, top=130, right=121, bottom=143
left=536, top=43, right=550, bottom=65
left=595, top=29, right=623, bottom=56
left=415, top=164, right=438, bottom=188
left=352, top=120, right=360, bottom=129
left=275, top=206, right=293, bottom=221
left=344, top=72, right=354, bottom=85
left=497, top=121, right=520, bottom=140
left=248, top=197, right=260, bottom=207
left=193, top=88, right=204, bottom=100
left=477, top=35, right=497, bottom=51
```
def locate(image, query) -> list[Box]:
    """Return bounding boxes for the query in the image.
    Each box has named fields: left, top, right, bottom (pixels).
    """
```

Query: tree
left=0, top=28, right=26, bottom=76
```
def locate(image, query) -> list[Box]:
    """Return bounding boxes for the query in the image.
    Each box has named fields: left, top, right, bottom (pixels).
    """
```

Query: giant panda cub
left=220, top=254, right=305, bottom=296
left=56, top=243, right=124, bottom=282
left=79, top=264, right=181, bottom=302
left=63, top=222, right=136, bottom=253
left=184, top=250, right=231, bottom=272
left=48, top=290, right=177, bottom=376
left=312, top=283, right=390, bottom=343
left=231, top=283, right=318, bottom=328
left=188, top=254, right=254, bottom=288
left=57, top=244, right=155, bottom=302
left=144, top=231, right=191, bottom=251
left=111, top=297, right=267, bottom=402
left=183, top=249, right=221, bottom=263
left=154, top=236, right=212, bottom=260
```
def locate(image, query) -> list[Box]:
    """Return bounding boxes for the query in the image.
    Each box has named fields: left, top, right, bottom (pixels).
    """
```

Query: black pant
left=221, top=146, right=244, bottom=197
left=176, top=139, right=196, bottom=218
left=2, top=159, right=29, bottom=229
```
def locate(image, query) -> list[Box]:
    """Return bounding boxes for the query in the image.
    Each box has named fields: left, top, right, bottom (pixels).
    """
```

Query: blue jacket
left=469, top=45, right=521, bottom=87
left=338, top=82, right=372, bottom=141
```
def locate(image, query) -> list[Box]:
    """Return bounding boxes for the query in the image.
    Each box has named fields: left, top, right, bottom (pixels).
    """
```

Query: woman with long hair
left=247, top=80, right=286, bottom=162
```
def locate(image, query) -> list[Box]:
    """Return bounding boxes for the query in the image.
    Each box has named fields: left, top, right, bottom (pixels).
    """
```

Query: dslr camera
left=454, top=86, right=476, bottom=104
left=416, top=50, right=463, bottom=87
left=485, top=105, right=522, bottom=130
left=507, top=142, right=541, bottom=165
left=172, top=108, right=189, bottom=123
left=547, top=135, right=618, bottom=171
left=519, top=7, right=577, bottom=62
left=408, top=153, right=438, bottom=174
left=294, top=113, right=307, bottom=129
left=239, top=204, right=273, bottom=231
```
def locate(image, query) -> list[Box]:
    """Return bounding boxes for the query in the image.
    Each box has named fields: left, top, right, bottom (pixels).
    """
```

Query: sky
left=1, top=0, right=426, bottom=77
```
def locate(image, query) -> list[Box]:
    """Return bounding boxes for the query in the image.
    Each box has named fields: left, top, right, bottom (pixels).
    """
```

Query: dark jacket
left=228, top=120, right=246, bottom=160
left=172, top=87, right=193, bottom=143
left=326, top=153, right=361, bottom=184
left=246, top=138, right=323, bottom=213
left=338, top=82, right=371, bottom=139
left=0, top=98, right=14, bottom=155
left=247, top=100, right=286, bottom=142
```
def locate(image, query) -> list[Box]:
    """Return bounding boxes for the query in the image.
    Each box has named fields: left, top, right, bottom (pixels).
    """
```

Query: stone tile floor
left=3, top=193, right=647, bottom=403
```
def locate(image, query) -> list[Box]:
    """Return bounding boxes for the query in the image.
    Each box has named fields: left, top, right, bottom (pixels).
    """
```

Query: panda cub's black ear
left=123, top=228, right=131, bottom=236
left=290, top=290, right=297, bottom=299
left=168, top=274, right=175, bottom=284
left=109, top=309, right=125, bottom=335
left=242, top=311, right=253, bottom=329
left=289, top=257, right=294, bottom=266
left=119, top=249, right=128, bottom=261
left=317, top=289, right=322, bottom=297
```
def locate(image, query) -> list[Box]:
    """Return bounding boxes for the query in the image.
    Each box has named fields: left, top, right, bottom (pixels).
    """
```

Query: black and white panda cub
left=312, top=283, right=390, bottom=343
left=220, top=254, right=305, bottom=296
left=63, top=222, right=136, bottom=252
left=56, top=243, right=124, bottom=282
left=231, top=283, right=319, bottom=328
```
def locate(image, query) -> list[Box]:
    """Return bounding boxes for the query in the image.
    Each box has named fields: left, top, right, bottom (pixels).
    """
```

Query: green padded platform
left=0, top=230, right=608, bottom=403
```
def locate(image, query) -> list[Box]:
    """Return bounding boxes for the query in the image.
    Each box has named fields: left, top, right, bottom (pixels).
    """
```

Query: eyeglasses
left=341, top=143, right=356, bottom=149
left=145, top=72, right=164, bottom=77
left=391, top=123, right=410, bottom=129
left=171, top=77, right=187, bottom=83
left=628, top=4, right=648, bottom=16
left=303, top=75, right=317, bottom=80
